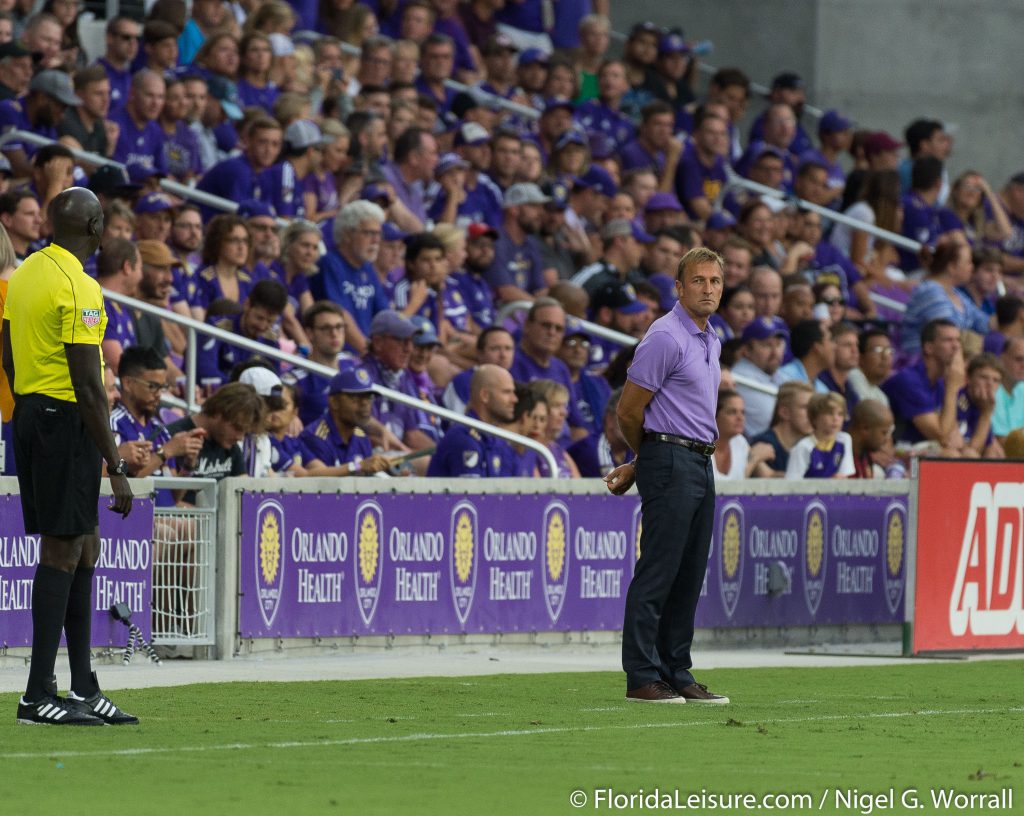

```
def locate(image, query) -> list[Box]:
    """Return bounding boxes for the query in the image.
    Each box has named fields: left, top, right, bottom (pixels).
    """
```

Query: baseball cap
left=137, top=239, right=179, bottom=267
left=435, top=152, right=470, bottom=177
left=207, top=75, right=243, bottom=120
left=236, top=199, right=276, bottom=219
left=482, top=32, right=518, bottom=55
left=134, top=192, right=176, bottom=215
left=328, top=366, right=375, bottom=395
left=705, top=210, right=738, bottom=231
left=239, top=367, right=283, bottom=398
left=601, top=218, right=655, bottom=244
left=454, top=122, right=491, bottom=147
left=658, top=32, right=690, bottom=56
left=360, top=184, right=392, bottom=206
left=863, top=131, right=903, bottom=157
left=819, top=109, right=852, bottom=134
left=450, top=91, right=481, bottom=118
left=644, top=192, right=684, bottom=213
left=382, top=221, right=407, bottom=241
left=88, top=164, right=140, bottom=197
left=647, top=273, right=679, bottom=312
left=541, top=180, right=569, bottom=211
left=467, top=222, right=499, bottom=240
left=553, top=128, right=587, bottom=152
left=127, top=162, right=165, bottom=183
left=564, top=316, right=589, bottom=338
left=629, top=21, right=661, bottom=38
left=369, top=309, right=420, bottom=339
left=409, top=316, right=441, bottom=346
left=749, top=142, right=788, bottom=163
left=541, top=96, right=574, bottom=115
left=575, top=165, right=618, bottom=198
left=742, top=316, right=790, bottom=343
left=29, top=70, right=81, bottom=106
left=285, top=119, right=329, bottom=151
left=503, top=182, right=551, bottom=208
left=518, top=48, right=549, bottom=67
left=772, top=71, right=804, bottom=91
left=592, top=280, right=648, bottom=315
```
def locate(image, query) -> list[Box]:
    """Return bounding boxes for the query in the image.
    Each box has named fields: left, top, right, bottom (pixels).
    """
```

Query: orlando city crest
left=542, top=501, right=570, bottom=623
left=883, top=501, right=907, bottom=615
left=255, top=499, right=286, bottom=627
left=354, top=500, right=384, bottom=625
left=449, top=501, right=478, bottom=626
left=803, top=500, right=828, bottom=617
left=717, top=501, right=744, bottom=619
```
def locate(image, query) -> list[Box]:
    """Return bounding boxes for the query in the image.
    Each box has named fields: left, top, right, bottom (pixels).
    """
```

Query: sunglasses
left=821, top=297, right=846, bottom=306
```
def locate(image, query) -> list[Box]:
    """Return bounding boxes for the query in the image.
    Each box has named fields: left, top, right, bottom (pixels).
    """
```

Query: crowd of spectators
left=2, top=0, right=1024, bottom=489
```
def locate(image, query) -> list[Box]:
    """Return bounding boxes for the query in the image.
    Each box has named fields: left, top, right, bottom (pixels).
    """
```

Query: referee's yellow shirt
left=5, top=243, right=106, bottom=403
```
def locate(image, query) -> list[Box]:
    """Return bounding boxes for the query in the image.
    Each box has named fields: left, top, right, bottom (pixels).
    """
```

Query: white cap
left=239, top=367, right=283, bottom=397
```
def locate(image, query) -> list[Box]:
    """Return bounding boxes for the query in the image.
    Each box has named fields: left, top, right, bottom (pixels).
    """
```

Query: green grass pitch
left=1, top=661, right=1020, bottom=816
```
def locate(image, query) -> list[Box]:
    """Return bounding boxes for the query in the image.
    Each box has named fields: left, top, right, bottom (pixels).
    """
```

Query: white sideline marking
left=2, top=706, right=1021, bottom=761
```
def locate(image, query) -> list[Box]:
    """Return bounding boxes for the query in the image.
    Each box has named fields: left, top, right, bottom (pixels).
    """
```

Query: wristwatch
left=109, top=458, right=129, bottom=477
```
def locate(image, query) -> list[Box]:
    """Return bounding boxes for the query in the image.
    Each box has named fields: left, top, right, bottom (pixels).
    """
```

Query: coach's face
left=676, top=260, right=723, bottom=324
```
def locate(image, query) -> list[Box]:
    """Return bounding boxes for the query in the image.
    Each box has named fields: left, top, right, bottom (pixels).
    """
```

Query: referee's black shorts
left=13, top=394, right=101, bottom=537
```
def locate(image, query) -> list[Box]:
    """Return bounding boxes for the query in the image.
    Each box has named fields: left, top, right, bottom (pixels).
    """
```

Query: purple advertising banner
left=238, top=490, right=908, bottom=638
left=0, top=495, right=154, bottom=646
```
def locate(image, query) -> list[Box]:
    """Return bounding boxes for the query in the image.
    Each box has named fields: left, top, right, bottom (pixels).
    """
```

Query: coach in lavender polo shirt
left=606, top=246, right=729, bottom=705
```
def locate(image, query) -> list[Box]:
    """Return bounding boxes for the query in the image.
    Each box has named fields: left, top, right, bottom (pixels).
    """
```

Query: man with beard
left=135, top=240, right=186, bottom=379
left=587, top=280, right=652, bottom=372
left=426, top=364, right=519, bottom=477
left=571, top=219, right=654, bottom=299
left=0, top=70, right=82, bottom=178
left=486, top=183, right=556, bottom=303
left=453, top=222, right=499, bottom=328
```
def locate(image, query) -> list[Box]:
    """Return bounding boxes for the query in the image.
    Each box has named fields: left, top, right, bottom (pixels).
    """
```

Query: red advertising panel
left=914, top=459, right=1024, bottom=652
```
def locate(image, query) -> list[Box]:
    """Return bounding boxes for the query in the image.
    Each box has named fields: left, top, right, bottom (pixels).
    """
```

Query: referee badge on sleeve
left=81, top=308, right=102, bottom=328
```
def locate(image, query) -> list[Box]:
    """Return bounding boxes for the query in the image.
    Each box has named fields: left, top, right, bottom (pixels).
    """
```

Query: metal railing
left=102, top=290, right=560, bottom=476
left=150, top=477, right=218, bottom=645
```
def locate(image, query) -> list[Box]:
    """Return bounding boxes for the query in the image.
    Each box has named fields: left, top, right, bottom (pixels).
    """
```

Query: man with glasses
left=556, top=317, right=611, bottom=438
left=168, top=203, right=203, bottom=276
left=311, top=200, right=389, bottom=356
left=97, top=15, right=141, bottom=119
left=291, top=301, right=356, bottom=425
left=109, top=345, right=205, bottom=479
left=848, top=328, right=894, bottom=407
left=236, top=199, right=278, bottom=277
left=486, top=182, right=555, bottom=303
left=509, top=298, right=588, bottom=444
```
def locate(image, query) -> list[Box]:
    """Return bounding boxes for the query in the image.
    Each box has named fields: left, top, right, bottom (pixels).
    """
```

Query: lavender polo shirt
left=626, top=302, right=721, bottom=444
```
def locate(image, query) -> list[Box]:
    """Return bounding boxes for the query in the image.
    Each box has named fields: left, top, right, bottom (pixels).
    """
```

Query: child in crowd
left=785, top=391, right=855, bottom=479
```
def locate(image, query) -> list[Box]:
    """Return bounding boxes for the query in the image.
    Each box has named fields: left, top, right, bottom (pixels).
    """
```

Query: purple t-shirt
left=486, top=231, right=548, bottom=295
left=98, top=57, right=132, bottom=119
left=574, top=100, right=636, bottom=149
left=451, top=270, right=496, bottom=328
left=237, top=79, right=279, bottom=113
left=899, top=192, right=941, bottom=271
left=103, top=298, right=137, bottom=350
left=162, top=119, right=204, bottom=179
left=393, top=277, right=472, bottom=332
left=434, top=16, right=476, bottom=73
left=360, top=354, right=427, bottom=442
left=303, top=172, right=338, bottom=216
left=257, top=161, right=307, bottom=218
left=112, top=110, right=167, bottom=173
left=193, top=265, right=258, bottom=310
left=509, top=350, right=587, bottom=440
left=956, top=387, right=993, bottom=448
left=881, top=360, right=944, bottom=444
left=299, top=413, right=374, bottom=468
left=676, top=140, right=728, bottom=220
left=380, top=161, right=429, bottom=224
left=619, top=140, right=665, bottom=175
left=627, top=302, right=721, bottom=443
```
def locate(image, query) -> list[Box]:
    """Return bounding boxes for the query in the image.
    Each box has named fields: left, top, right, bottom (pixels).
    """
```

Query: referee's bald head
left=49, top=186, right=104, bottom=261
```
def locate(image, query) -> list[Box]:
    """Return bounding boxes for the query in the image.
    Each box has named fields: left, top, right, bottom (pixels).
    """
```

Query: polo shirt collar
left=671, top=301, right=715, bottom=339
left=44, top=243, right=84, bottom=275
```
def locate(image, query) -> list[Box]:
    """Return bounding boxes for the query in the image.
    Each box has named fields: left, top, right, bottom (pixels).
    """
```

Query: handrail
left=723, top=172, right=924, bottom=254
left=103, top=289, right=560, bottom=476
left=495, top=300, right=639, bottom=347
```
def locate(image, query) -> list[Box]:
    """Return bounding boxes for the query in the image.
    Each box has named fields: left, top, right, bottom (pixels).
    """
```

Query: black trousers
left=622, top=439, right=716, bottom=690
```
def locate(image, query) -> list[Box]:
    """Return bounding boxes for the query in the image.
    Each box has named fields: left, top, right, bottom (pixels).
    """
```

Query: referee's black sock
left=65, top=566, right=98, bottom=698
left=25, top=565, right=74, bottom=702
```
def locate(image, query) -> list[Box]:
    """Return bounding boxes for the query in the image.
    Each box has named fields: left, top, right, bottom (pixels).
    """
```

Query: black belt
left=643, top=432, right=716, bottom=456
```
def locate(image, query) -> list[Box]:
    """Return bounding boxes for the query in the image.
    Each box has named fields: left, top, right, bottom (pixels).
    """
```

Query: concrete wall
left=609, top=0, right=1023, bottom=183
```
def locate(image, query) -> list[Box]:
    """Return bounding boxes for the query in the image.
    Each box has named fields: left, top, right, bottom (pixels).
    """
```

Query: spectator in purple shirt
left=675, top=111, right=730, bottom=222
left=96, top=238, right=142, bottom=374
left=574, top=59, right=637, bottom=151
left=379, top=127, right=440, bottom=231
left=96, top=15, right=140, bottom=118
left=486, top=182, right=555, bottom=302
left=0, top=69, right=81, bottom=178
left=899, top=156, right=946, bottom=271
left=258, top=119, right=328, bottom=219
left=289, top=301, right=357, bottom=425
left=620, top=100, right=675, bottom=178
left=196, top=116, right=283, bottom=222
left=140, top=20, right=179, bottom=76
left=748, top=71, right=814, bottom=157
left=237, top=32, right=279, bottom=113
left=414, top=33, right=458, bottom=115
left=113, top=69, right=168, bottom=174
left=159, top=77, right=203, bottom=183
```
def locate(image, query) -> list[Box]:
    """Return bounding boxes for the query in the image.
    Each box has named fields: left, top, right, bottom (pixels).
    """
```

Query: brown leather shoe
left=677, top=682, right=729, bottom=704
left=625, top=681, right=686, bottom=704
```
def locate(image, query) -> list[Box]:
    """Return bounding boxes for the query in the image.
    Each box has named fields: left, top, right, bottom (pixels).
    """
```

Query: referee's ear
left=88, top=214, right=103, bottom=241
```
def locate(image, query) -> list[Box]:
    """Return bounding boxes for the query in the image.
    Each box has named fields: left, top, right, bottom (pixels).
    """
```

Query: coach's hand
left=604, top=463, right=636, bottom=496
left=108, top=474, right=134, bottom=518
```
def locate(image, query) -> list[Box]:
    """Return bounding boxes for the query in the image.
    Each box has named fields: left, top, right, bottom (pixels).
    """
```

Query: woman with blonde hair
left=529, top=379, right=582, bottom=479
left=237, top=31, right=279, bottom=112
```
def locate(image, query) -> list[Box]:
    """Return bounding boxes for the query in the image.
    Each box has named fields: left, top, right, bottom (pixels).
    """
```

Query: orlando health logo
left=354, top=500, right=384, bottom=625
left=542, top=501, right=570, bottom=623
left=449, top=501, right=478, bottom=625
left=717, top=501, right=744, bottom=619
left=803, top=500, right=828, bottom=617
left=255, top=499, right=286, bottom=628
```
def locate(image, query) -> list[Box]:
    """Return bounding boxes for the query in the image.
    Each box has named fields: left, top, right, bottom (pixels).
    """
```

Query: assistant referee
left=605, top=247, right=730, bottom=705
left=1, top=187, right=137, bottom=726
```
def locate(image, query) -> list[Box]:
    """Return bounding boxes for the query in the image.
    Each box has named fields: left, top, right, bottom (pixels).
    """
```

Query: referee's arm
left=65, top=343, right=133, bottom=517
